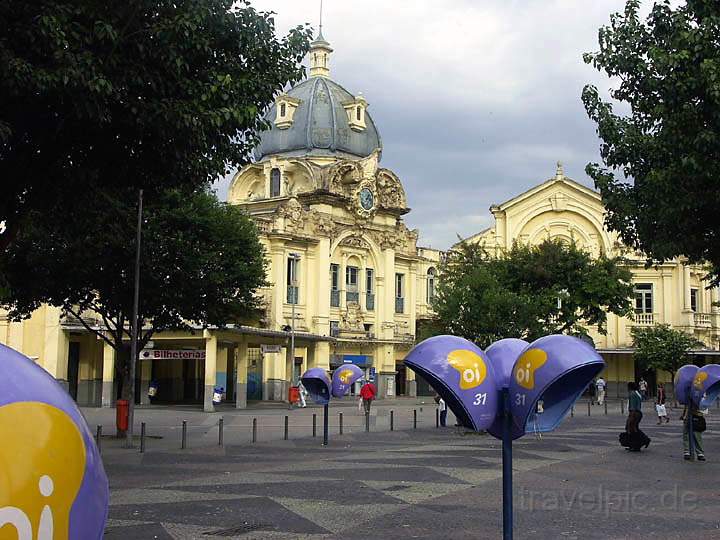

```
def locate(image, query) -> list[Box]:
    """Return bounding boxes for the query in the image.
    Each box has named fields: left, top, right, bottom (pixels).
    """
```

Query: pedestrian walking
left=639, top=377, right=648, bottom=399
left=680, top=402, right=707, bottom=461
left=619, top=382, right=650, bottom=452
left=655, top=384, right=669, bottom=424
left=297, top=380, right=307, bottom=408
left=595, top=377, right=606, bottom=405
left=435, top=394, right=447, bottom=427
left=360, top=380, right=377, bottom=415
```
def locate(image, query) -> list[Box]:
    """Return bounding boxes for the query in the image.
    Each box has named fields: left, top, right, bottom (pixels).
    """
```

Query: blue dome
left=254, top=77, right=382, bottom=161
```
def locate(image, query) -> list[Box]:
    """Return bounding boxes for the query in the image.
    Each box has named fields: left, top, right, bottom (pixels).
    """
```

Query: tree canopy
left=0, top=0, right=311, bottom=249
left=431, top=239, right=634, bottom=348
left=631, top=323, right=702, bottom=382
left=583, top=0, right=720, bottom=283
left=0, top=186, right=267, bottom=399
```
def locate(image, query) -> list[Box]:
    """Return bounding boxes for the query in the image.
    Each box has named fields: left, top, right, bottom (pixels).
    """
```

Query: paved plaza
left=98, top=402, right=720, bottom=539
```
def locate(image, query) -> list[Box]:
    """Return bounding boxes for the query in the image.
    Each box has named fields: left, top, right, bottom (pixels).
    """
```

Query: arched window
left=270, top=168, right=281, bottom=197
left=356, top=106, right=362, bottom=121
left=427, top=267, right=436, bottom=304
left=280, top=103, right=286, bottom=117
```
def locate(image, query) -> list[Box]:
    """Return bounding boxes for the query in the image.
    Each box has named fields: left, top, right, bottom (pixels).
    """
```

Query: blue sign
left=343, top=355, right=369, bottom=366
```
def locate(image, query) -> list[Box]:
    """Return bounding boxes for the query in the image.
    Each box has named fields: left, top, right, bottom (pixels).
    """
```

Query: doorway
left=67, top=342, right=80, bottom=401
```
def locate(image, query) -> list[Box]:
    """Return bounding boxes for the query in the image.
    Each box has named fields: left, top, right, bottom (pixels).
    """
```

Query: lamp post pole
left=126, top=189, right=143, bottom=449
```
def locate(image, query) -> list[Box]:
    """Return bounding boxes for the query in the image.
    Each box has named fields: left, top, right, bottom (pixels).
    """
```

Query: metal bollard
left=218, top=417, right=224, bottom=446
left=339, top=412, right=343, bottom=435
left=571, top=406, right=574, bottom=417
left=140, top=422, right=146, bottom=453
left=313, top=413, right=317, bottom=437
left=413, top=409, right=417, bottom=429
left=284, top=415, right=289, bottom=441
left=587, top=401, right=591, bottom=416
left=365, top=411, right=370, bottom=432
left=252, top=418, right=257, bottom=443
left=621, top=400, right=625, bottom=415
left=390, top=410, right=394, bottom=431
left=436, top=409, right=439, bottom=428
left=181, top=420, right=187, bottom=450
left=604, top=401, right=608, bottom=415
left=96, top=425, right=102, bottom=454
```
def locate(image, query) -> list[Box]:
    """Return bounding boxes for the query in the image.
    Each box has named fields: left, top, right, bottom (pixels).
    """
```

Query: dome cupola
left=253, top=32, right=382, bottom=162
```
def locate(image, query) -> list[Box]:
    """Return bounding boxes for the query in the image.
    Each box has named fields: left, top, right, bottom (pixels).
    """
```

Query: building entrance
left=151, top=357, right=204, bottom=404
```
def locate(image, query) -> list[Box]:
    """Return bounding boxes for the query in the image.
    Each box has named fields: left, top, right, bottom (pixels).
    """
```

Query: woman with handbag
left=680, top=403, right=706, bottom=461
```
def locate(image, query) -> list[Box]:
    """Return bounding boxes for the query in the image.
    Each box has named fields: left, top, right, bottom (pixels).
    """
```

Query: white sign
left=261, top=344, right=282, bottom=354
left=140, top=349, right=205, bottom=360
left=386, top=378, right=395, bottom=397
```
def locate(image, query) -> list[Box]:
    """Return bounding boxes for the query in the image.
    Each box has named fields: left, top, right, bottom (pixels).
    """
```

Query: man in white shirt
left=437, top=396, right=447, bottom=427
left=595, top=377, right=606, bottom=405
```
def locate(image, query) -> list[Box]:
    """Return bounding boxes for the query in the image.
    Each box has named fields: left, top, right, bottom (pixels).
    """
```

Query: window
left=330, top=320, right=339, bottom=337
left=330, top=264, right=340, bottom=307
left=691, top=288, right=699, bottom=312
left=270, top=168, right=281, bottom=197
left=366, top=269, right=374, bottom=311
left=395, top=273, right=405, bottom=314
left=633, top=283, right=653, bottom=313
left=363, top=323, right=374, bottom=337
left=287, top=256, right=299, bottom=304
left=346, top=266, right=359, bottom=303
left=427, top=267, right=436, bottom=304
left=356, top=106, right=362, bottom=121
left=280, top=103, right=286, bottom=117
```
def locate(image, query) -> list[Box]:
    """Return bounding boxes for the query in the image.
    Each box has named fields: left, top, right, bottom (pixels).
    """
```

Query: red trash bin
left=288, top=386, right=300, bottom=404
left=116, top=399, right=129, bottom=432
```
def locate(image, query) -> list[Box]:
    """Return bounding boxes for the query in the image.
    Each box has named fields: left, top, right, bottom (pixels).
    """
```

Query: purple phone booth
left=0, top=343, right=109, bottom=539
left=403, top=335, right=499, bottom=432
left=674, top=364, right=700, bottom=405
left=331, top=364, right=364, bottom=398
left=300, top=367, right=331, bottom=405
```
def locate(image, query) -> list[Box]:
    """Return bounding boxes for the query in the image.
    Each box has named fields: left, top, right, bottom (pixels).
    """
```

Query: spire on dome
left=555, top=161, right=564, bottom=180
left=309, top=0, right=332, bottom=77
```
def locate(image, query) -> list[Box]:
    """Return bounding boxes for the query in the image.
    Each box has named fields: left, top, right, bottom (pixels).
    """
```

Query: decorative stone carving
left=340, top=235, right=371, bottom=250
left=550, top=192, right=569, bottom=212
left=376, top=170, right=407, bottom=209
left=275, top=198, right=305, bottom=233
left=340, top=303, right=364, bottom=331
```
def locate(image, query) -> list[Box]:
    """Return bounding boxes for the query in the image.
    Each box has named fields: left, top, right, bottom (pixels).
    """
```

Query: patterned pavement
left=102, top=410, right=720, bottom=539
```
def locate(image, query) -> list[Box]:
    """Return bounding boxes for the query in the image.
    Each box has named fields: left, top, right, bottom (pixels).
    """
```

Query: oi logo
left=0, top=402, right=86, bottom=540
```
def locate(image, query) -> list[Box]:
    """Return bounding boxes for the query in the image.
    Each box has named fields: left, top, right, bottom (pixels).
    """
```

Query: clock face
left=359, top=188, right=374, bottom=211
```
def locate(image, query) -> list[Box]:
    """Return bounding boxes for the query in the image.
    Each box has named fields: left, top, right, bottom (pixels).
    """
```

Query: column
left=216, top=346, right=228, bottom=396
left=661, top=272, right=673, bottom=325
left=101, top=341, right=116, bottom=407
left=236, top=340, right=248, bottom=409
left=139, top=355, right=152, bottom=405
left=313, top=342, right=331, bottom=371
left=270, top=247, right=286, bottom=329
left=203, top=331, right=218, bottom=412
left=284, top=344, right=294, bottom=401
left=683, top=264, right=692, bottom=311
left=315, top=237, right=331, bottom=336
left=406, top=364, right=417, bottom=397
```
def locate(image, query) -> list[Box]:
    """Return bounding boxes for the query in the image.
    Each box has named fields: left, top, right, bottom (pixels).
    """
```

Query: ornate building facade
left=227, top=32, right=440, bottom=400
left=0, top=32, right=440, bottom=409
left=464, top=163, right=720, bottom=396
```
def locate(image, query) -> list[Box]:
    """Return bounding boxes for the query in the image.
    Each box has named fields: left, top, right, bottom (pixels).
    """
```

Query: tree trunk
left=115, top=343, right=131, bottom=438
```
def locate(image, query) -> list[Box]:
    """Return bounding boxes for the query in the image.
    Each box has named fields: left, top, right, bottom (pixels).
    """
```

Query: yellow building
left=0, top=32, right=441, bottom=409
left=463, top=163, right=720, bottom=395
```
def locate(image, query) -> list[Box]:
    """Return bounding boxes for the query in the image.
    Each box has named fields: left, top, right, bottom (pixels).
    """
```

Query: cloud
left=218, top=0, right=637, bottom=248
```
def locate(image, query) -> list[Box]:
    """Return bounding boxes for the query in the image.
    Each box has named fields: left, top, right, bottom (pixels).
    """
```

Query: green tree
left=0, top=187, right=266, bottom=428
left=0, top=0, right=311, bottom=250
left=631, top=324, right=702, bottom=385
left=432, top=239, right=633, bottom=348
left=582, top=0, right=720, bottom=283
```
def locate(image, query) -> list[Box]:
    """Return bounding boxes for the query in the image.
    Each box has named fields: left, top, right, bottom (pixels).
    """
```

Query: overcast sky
left=216, top=0, right=638, bottom=249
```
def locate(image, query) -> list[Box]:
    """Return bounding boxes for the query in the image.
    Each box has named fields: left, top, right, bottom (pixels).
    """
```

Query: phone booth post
left=404, top=334, right=604, bottom=540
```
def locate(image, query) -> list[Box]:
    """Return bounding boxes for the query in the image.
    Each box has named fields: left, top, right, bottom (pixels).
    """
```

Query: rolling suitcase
left=619, top=430, right=651, bottom=451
